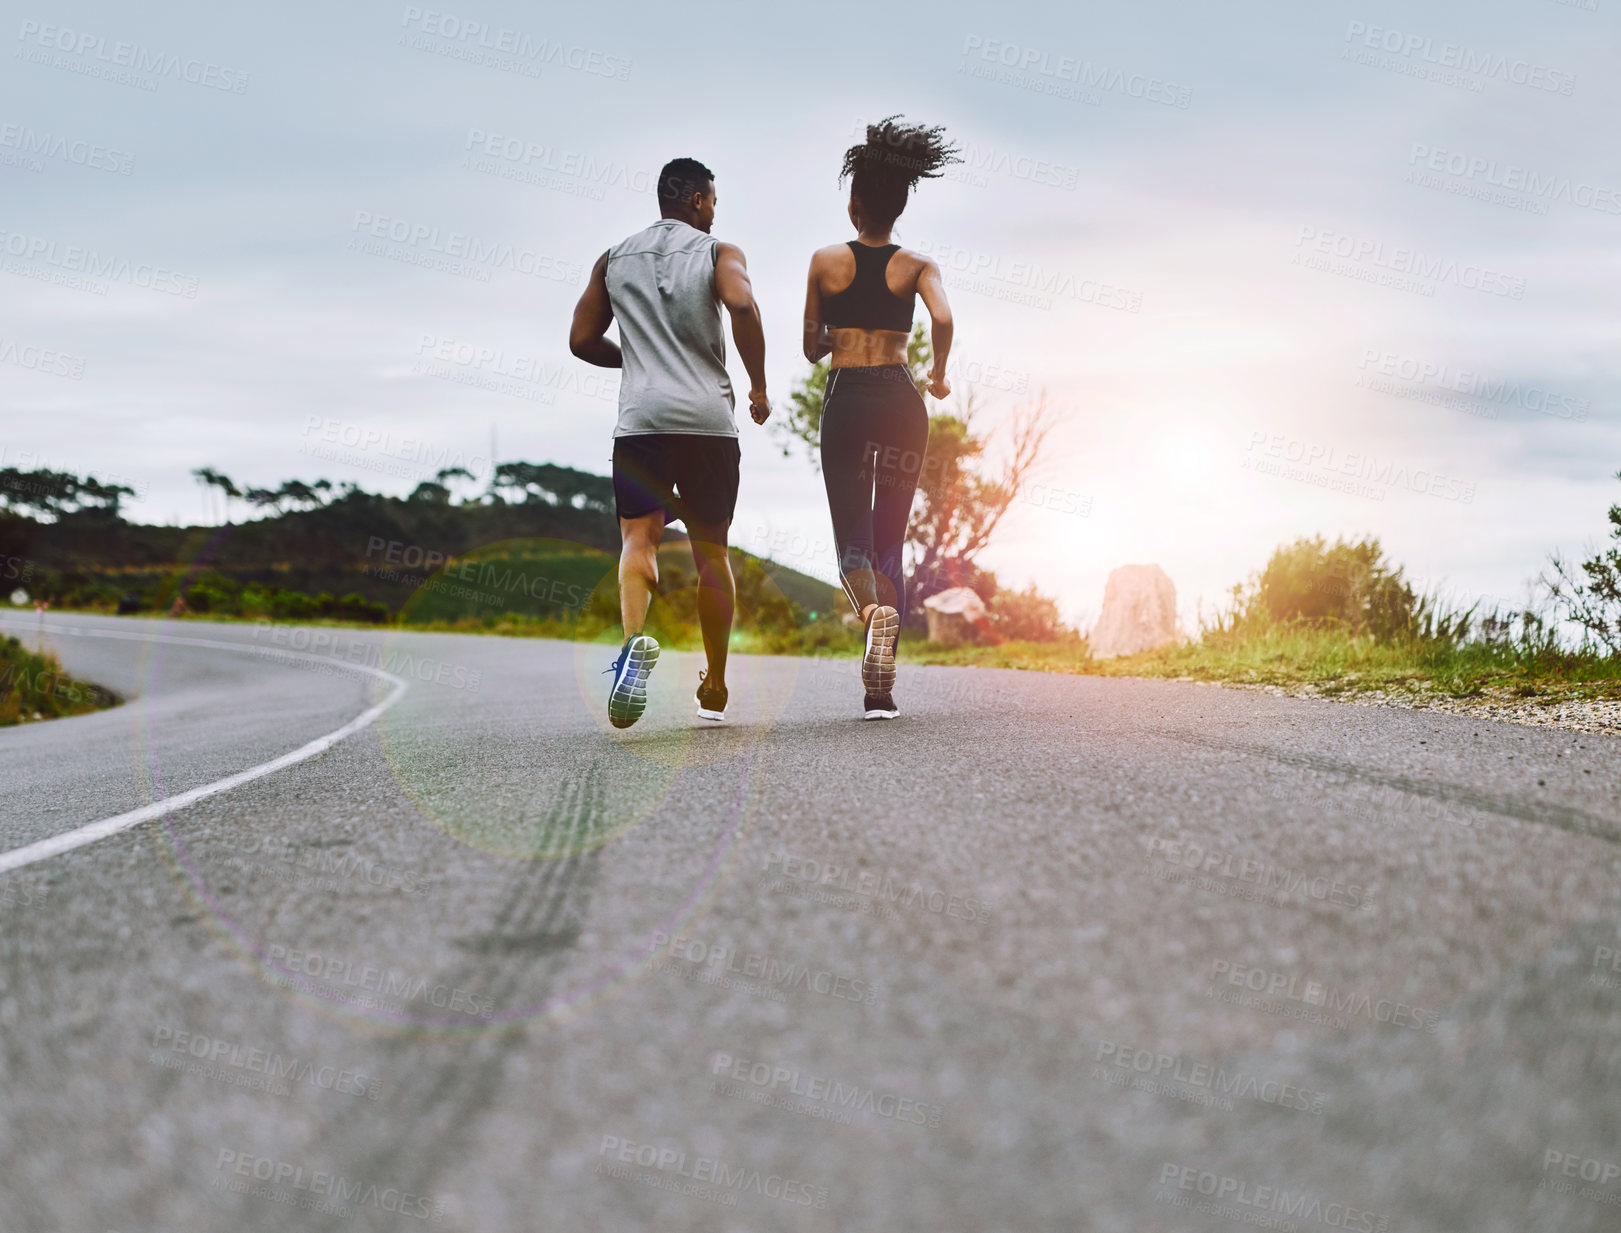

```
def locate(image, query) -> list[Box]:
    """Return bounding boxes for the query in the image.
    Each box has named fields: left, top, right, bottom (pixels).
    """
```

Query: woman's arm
left=916, top=258, right=953, bottom=399
left=803, top=256, right=830, bottom=364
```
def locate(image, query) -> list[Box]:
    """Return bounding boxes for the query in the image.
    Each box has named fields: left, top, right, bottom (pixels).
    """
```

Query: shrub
left=990, top=583, right=1071, bottom=642
left=0, top=634, right=116, bottom=724
left=1545, top=470, right=1621, bottom=655
left=1236, top=536, right=1419, bottom=640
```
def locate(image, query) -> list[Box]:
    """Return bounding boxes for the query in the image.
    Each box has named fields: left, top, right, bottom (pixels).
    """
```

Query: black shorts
left=611, top=433, right=741, bottom=530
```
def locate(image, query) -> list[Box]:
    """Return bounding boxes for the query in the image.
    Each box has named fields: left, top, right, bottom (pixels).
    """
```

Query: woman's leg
left=819, top=378, right=880, bottom=618
left=869, top=389, right=929, bottom=627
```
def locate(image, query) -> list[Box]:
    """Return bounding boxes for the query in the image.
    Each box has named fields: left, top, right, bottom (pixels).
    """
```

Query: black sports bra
left=820, top=241, right=914, bottom=333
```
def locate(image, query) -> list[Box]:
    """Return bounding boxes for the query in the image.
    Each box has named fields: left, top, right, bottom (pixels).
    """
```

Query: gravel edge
left=1198, top=679, right=1621, bottom=736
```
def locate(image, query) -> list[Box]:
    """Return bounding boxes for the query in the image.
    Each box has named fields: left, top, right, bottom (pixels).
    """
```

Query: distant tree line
left=187, top=461, right=613, bottom=523
left=0, top=461, right=615, bottom=527
left=0, top=468, right=135, bottom=519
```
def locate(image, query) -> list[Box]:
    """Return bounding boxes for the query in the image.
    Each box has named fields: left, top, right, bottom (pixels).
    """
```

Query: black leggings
left=819, top=364, right=929, bottom=624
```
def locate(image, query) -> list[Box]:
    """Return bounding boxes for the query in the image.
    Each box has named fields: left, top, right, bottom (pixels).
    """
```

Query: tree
left=492, top=462, right=613, bottom=511
left=191, top=467, right=241, bottom=524
left=0, top=468, right=78, bottom=519
left=907, top=391, right=1052, bottom=608
left=0, top=468, right=133, bottom=520
left=244, top=487, right=284, bottom=516
left=72, top=476, right=135, bottom=518
left=1544, top=470, right=1621, bottom=654
left=275, top=480, right=323, bottom=510
left=776, top=326, right=1057, bottom=613
left=433, top=466, right=478, bottom=504
left=409, top=480, right=451, bottom=504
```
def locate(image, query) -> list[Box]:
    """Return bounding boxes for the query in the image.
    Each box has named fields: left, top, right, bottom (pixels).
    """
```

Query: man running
left=569, top=156, right=770, bottom=729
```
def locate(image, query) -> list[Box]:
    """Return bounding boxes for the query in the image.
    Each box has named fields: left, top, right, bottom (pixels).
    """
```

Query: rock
left=1088, top=565, right=1179, bottom=658
left=923, top=586, right=989, bottom=646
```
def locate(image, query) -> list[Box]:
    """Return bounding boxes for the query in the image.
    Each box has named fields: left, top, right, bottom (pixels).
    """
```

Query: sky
left=2, top=0, right=1617, bottom=628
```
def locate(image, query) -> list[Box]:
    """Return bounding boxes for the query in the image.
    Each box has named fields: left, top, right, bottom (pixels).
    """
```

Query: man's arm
left=568, top=252, right=620, bottom=368
left=714, top=241, right=770, bottom=423
left=915, top=258, right=953, bottom=399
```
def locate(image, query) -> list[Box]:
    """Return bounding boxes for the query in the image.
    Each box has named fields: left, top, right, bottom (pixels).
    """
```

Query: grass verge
left=902, top=626, right=1621, bottom=702
left=0, top=634, right=120, bottom=725
left=29, top=607, right=1620, bottom=711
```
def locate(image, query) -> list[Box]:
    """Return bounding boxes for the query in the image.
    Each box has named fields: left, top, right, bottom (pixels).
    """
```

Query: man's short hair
left=657, top=157, right=715, bottom=206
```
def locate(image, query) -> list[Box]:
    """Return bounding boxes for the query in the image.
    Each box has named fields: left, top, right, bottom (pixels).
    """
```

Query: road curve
left=2, top=610, right=1619, bottom=1233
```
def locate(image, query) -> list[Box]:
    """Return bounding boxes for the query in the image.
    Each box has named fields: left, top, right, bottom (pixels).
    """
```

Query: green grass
left=0, top=634, right=119, bottom=725
left=901, top=624, right=1621, bottom=702
left=393, top=609, right=864, bottom=660
left=901, top=637, right=1093, bottom=674
left=35, top=598, right=1621, bottom=707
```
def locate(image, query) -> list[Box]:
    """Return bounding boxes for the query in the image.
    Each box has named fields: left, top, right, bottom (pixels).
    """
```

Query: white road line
left=0, top=620, right=409, bottom=875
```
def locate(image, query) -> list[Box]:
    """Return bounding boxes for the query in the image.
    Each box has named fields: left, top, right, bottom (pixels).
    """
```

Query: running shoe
left=604, top=634, right=659, bottom=728
left=696, top=670, right=728, bottom=722
left=861, top=605, right=899, bottom=696
left=863, top=692, right=900, bottom=720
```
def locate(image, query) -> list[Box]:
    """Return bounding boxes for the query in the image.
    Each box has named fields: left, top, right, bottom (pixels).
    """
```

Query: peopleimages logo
left=462, top=129, right=652, bottom=193
left=1357, top=350, right=1589, bottom=421
left=763, top=851, right=993, bottom=925
left=0, top=124, right=134, bottom=174
left=1293, top=226, right=1525, bottom=299
left=1245, top=432, right=1476, bottom=505
left=414, top=333, right=620, bottom=403
left=300, top=415, right=491, bottom=481
left=151, top=1024, right=382, bottom=1099
left=912, top=237, right=1143, bottom=313
left=1342, top=20, right=1577, bottom=94
left=710, top=1052, right=944, bottom=1128
left=596, top=1135, right=828, bottom=1208
left=264, top=944, right=496, bottom=1018
left=1095, top=1040, right=1328, bottom=1114
left=1407, top=143, right=1621, bottom=215
left=349, top=211, right=581, bottom=283
left=650, top=931, right=878, bottom=1005
left=959, top=34, right=1192, bottom=107
left=0, top=226, right=200, bottom=297
left=0, top=336, right=86, bottom=379
left=1207, top=959, right=1442, bottom=1032
left=1156, top=1162, right=1392, bottom=1232
left=398, top=7, right=632, bottom=80
left=214, top=1149, right=446, bottom=1222
left=1144, top=836, right=1369, bottom=910
left=1540, top=1148, right=1621, bottom=1191
left=14, top=19, right=252, bottom=93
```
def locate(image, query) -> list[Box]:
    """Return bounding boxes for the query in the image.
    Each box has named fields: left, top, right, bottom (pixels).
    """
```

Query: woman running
left=803, top=116, right=959, bottom=720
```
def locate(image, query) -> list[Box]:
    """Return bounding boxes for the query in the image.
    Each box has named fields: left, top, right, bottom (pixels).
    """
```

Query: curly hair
left=839, top=115, right=961, bottom=227
left=657, top=156, right=715, bottom=207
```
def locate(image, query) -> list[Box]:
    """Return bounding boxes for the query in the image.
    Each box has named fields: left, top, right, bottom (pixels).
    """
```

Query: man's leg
left=674, top=435, right=742, bottom=689
left=687, top=525, right=735, bottom=685
left=618, top=513, right=664, bottom=636
left=607, top=437, right=671, bottom=728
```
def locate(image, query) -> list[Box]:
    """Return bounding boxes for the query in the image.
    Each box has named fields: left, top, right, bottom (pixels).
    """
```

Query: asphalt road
left=2, top=610, right=1619, bottom=1233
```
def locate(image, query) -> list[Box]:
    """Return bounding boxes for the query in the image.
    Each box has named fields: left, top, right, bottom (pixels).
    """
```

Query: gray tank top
left=606, top=219, right=737, bottom=437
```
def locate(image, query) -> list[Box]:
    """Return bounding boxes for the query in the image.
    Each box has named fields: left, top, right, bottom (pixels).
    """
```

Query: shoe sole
left=696, top=706, right=726, bottom=722
left=863, top=709, right=900, bottom=720
left=862, top=606, right=899, bottom=695
left=608, top=637, right=659, bottom=728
